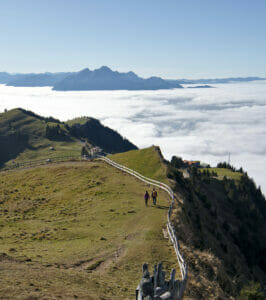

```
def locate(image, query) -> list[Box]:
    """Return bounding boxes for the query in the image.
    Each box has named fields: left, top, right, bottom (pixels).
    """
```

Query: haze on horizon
left=1, top=0, right=266, bottom=79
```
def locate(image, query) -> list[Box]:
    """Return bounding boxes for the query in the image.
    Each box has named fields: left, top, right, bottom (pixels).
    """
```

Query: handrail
left=101, top=156, right=174, bottom=198
left=97, top=155, right=187, bottom=299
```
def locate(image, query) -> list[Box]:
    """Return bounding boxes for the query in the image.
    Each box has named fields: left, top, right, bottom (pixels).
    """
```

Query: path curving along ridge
left=97, top=155, right=187, bottom=299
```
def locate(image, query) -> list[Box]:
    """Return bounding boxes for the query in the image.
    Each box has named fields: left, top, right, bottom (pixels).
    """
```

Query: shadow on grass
left=147, top=204, right=168, bottom=210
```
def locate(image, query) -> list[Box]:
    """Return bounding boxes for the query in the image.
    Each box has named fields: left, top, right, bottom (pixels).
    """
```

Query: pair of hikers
left=144, top=189, right=158, bottom=206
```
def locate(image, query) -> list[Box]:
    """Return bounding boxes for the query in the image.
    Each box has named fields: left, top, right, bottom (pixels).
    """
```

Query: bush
left=237, top=282, right=264, bottom=300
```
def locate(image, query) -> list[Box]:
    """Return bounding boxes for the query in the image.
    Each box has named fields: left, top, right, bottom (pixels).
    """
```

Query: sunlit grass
left=0, top=161, right=176, bottom=299
left=200, top=167, right=242, bottom=180
left=110, top=146, right=169, bottom=183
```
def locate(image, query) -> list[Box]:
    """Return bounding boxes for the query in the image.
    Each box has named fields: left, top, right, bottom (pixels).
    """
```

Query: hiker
left=151, top=188, right=158, bottom=205
left=144, top=191, right=150, bottom=207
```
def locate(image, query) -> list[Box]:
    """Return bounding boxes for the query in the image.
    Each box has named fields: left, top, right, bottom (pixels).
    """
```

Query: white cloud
left=0, top=82, right=266, bottom=194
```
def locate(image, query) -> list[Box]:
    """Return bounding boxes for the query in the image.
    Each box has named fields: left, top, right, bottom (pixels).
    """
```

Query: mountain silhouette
left=52, top=66, right=183, bottom=90
left=1, top=69, right=265, bottom=89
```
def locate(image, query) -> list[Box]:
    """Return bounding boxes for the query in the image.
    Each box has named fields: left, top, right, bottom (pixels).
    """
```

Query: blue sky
left=1, top=0, right=266, bottom=78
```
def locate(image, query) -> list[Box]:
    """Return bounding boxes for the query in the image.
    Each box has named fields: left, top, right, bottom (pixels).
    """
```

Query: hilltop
left=111, top=146, right=168, bottom=183
left=0, top=108, right=136, bottom=168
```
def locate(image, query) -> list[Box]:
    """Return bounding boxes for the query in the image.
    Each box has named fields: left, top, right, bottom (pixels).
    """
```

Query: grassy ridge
left=0, top=108, right=137, bottom=168
left=0, top=108, right=81, bottom=167
left=66, top=116, right=92, bottom=126
left=0, top=160, right=176, bottom=299
left=110, top=146, right=168, bottom=183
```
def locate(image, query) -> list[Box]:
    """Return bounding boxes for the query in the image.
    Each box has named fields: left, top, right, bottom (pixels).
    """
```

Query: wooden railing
left=97, top=155, right=187, bottom=299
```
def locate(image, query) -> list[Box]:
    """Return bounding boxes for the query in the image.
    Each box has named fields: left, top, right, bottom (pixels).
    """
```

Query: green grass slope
left=0, top=160, right=177, bottom=299
left=66, top=117, right=137, bottom=154
left=0, top=108, right=137, bottom=169
left=0, top=108, right=81, bottom=167
left=110, top=146, right=168, bottom=183
left=200, top=167, right=243, bottom=181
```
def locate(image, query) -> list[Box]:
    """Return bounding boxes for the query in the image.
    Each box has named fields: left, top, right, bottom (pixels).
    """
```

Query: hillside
left=167, top=158, right=266, bottom=299
left=110, top=146, right=168, bottom=183
left=0, top=156, right=176, bottom=299
left=66, top=117, right=137, bottom=154
left=0, top=108, right=136, bottom=168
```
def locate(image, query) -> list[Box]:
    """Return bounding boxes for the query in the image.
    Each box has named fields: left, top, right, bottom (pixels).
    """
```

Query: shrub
left=237, top=282, right=264, bottom=300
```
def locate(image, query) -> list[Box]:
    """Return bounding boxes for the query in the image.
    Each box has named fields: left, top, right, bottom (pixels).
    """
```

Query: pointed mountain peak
left=79, top=68, right=91, bottom=74
left=125, top=71, right=139, bottom=79
left=127, top=71, right=136, bottom=75
left=96, top=66, right=113, bottom=73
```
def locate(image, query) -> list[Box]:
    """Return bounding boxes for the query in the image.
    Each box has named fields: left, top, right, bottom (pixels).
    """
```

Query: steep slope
left=66, top=116, right=137, bottom=154
left=0, top=108, right=137, bottom=167
left=167, top=159, right=266, bottom=299
left=53, top=66, right=183, bottom=90
left=0, top=160, right=176, bottom=299
left=0, top=108, right=80, bottom=167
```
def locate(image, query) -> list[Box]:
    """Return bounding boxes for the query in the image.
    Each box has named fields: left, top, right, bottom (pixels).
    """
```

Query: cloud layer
left=1, top=82, right=266, bottom=193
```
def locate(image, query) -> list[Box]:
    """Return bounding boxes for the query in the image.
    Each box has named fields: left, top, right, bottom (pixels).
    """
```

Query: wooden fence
left=97, top=155, right=187, bottom=299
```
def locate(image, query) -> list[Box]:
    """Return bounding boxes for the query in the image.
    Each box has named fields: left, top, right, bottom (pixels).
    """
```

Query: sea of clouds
left=0, top=81, right=265, bottom=193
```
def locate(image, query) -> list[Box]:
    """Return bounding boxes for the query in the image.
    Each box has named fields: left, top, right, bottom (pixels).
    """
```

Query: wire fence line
left=0, top=155, right=86, bottom=172
left=97, top=155, right=187, bottom=299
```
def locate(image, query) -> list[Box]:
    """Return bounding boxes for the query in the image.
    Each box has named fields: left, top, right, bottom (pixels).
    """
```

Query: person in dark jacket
left=144, top=191, right=150, bottom=207
left=151, top=188, right=158, bottom=205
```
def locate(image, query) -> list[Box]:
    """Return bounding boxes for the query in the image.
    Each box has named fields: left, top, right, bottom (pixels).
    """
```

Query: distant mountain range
left=0, top=67, right=265, bottom=90
left=0, top=67, right=183, bottom=90
left=0, top=72, right=73, bottom=87
left=53, top=66, right=183, bottom=90
left=187, top=85, right=214, bottom=89
left=167, top=76, right=266, bottom=84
